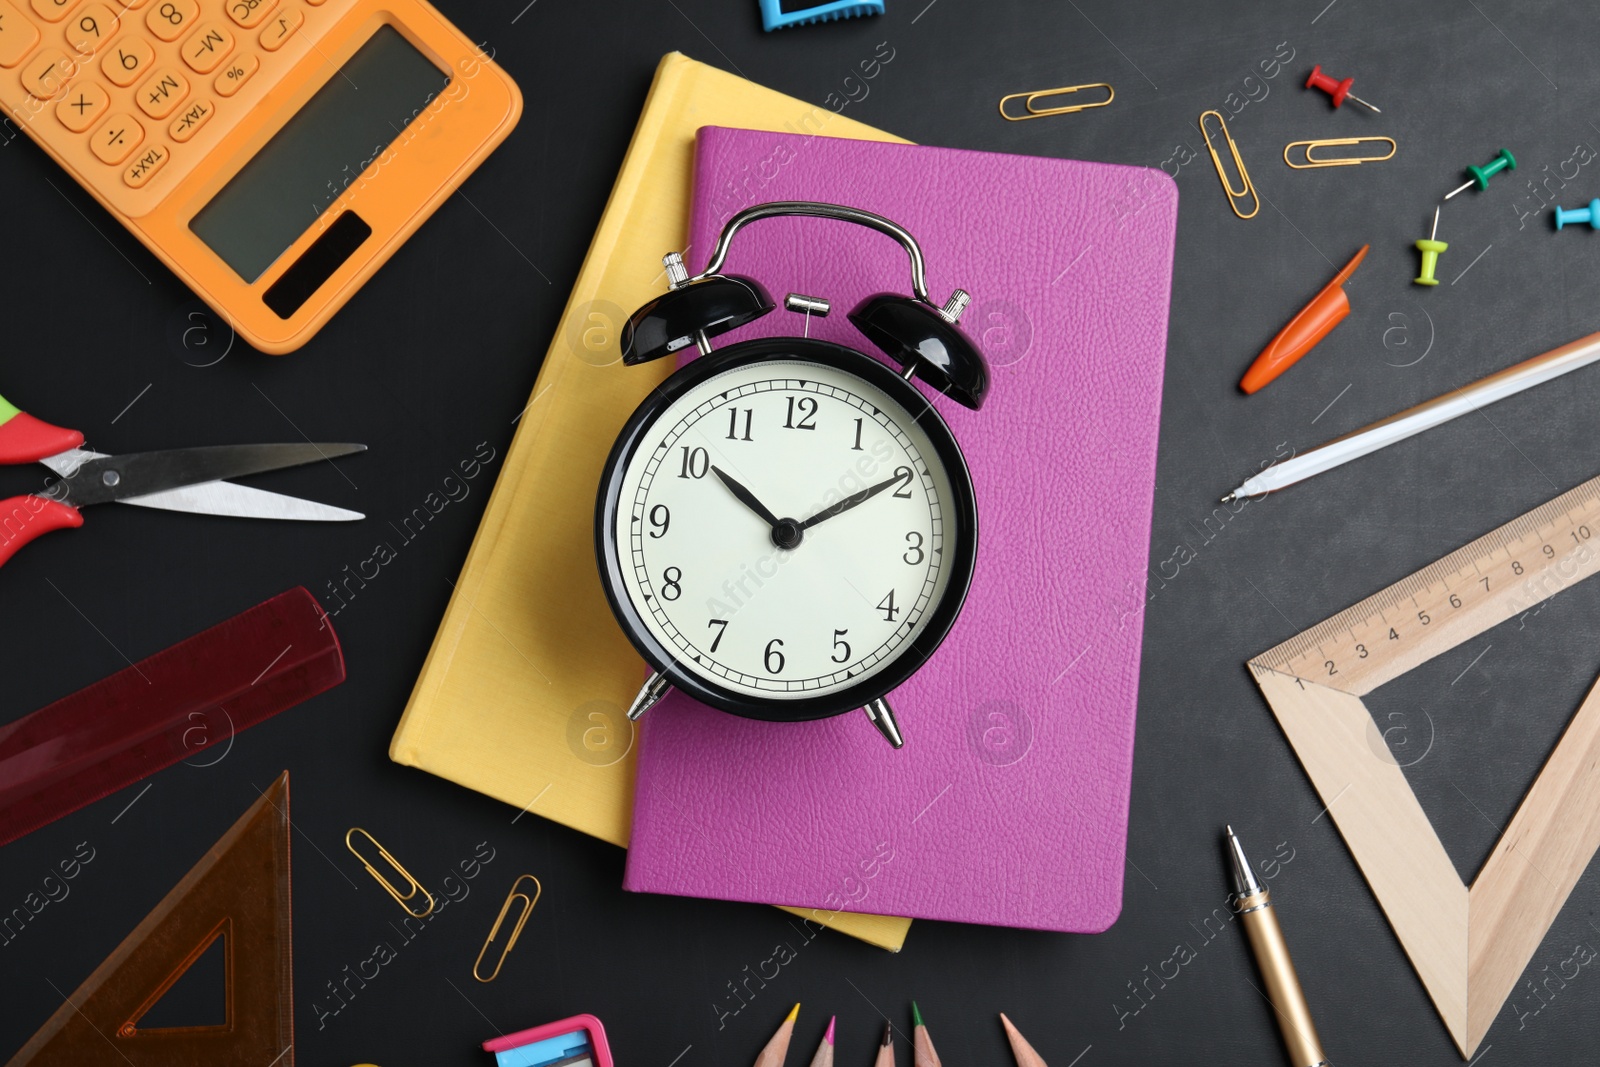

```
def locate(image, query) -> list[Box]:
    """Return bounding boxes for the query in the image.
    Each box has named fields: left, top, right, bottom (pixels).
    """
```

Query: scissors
left=0, top=391, right=364, bottom=568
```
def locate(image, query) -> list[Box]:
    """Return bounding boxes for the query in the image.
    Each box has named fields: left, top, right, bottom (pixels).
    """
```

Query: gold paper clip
left=998, top=82, right=1114, bottom=121
left=345, top=828, right=436, bottom=919
left=472, top=874, right=541, bottom=983
left=1283, top=136, right=1397, bottom=169
left=1199, top=110, right=1259, bottom=220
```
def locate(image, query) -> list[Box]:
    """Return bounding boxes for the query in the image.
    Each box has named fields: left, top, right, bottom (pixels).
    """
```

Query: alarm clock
left=595, top=202, right=988, bottom=748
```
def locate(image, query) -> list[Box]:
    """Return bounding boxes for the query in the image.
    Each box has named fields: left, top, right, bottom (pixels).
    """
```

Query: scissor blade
left=38, top=447, right=100, bottom=478
left=120, top=481, right=365, bottom=521
left=61, top=443, right=366, bottom=508
left=39, top=449, right=361, bottom=521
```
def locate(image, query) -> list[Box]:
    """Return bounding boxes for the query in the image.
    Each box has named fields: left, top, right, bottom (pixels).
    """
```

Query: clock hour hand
left=711, top=465, right=782, bottom=529
left=800, top=472, right=903, bottom=531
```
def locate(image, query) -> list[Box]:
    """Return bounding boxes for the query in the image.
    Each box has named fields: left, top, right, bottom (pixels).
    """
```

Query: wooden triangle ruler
left=1250, top=474, right=1600, bottom=1057
left=6, top=772, right=294, bottom=1066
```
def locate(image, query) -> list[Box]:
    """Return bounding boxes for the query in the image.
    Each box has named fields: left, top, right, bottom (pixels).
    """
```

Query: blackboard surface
left=4, top=2, right=1599, bottom=1064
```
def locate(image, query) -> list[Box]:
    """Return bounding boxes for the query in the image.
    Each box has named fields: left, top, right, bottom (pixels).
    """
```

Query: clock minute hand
left=710, top=465, right=782, bottom=529
left=800, top=472, right=903, bottom=531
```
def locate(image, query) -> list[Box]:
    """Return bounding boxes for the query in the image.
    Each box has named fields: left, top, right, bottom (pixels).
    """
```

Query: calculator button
left=135, top=65, right=186, bottom=118
left=64, top=3, right=116, bottom=53
left=256, top=7, right=299, bottom=52
left=54, top=79, right=106, bottom=130
left=167, top=95, right=209, bottom=141
left=180, top=20, right=231, bottom=72
left=0, top=1, right=40, bottom=68
left=67, top=5, right=118, bottom=55
left=213, top=50, right=255, bottom=95
left=20, top=48, right=74, bottom=98
left=101, top=35, right=151, bottom=85
left=145, top=0, right=197, bottom=42
left=224, top=0, right=276, bottom=30
left=89, top=111, right=141, bottom=164
left=29, top=0, right=77, bottom=23
left=122, top=141, right=167, bottom=187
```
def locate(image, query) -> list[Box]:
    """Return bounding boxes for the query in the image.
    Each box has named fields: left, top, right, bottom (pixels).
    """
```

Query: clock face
left=605, top=346, right=970, bottom=713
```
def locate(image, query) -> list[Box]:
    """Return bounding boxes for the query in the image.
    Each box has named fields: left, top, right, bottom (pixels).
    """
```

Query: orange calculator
left=0, top=0, right=521, bottom=353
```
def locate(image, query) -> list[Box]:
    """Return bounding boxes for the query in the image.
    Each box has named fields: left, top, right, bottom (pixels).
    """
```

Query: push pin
left=1444, top=148, right=1516, bottom=200
left=1554, top=199, right=1600, bottom=230
left=1414, top=206, right=1447, bottom=286
left=1304, top=64, right=1381, bottom=113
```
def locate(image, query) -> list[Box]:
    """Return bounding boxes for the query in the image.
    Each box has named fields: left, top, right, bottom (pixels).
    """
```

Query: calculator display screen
left=191, top=25, right=451, bottom=283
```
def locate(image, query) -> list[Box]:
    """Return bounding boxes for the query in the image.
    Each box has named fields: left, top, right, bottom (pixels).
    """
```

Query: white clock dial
left=615, top=358, right=958, bottom=701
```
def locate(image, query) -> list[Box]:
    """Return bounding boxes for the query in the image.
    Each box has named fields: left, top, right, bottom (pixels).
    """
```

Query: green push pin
left=1445, top=148, right=1516, bottom=200
left=1414, top=206, right=1447, bottom=286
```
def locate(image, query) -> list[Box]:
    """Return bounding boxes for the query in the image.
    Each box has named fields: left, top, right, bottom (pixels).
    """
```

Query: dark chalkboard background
left=5, top=1, right=1600, bottom=1064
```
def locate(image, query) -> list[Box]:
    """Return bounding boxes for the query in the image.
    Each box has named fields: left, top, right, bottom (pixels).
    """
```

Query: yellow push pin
left=1414, top=206, right=1447, bottom=286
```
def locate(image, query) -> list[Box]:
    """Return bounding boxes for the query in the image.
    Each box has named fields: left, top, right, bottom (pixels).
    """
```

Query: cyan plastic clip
left=759, top=0, right=885, bottom=32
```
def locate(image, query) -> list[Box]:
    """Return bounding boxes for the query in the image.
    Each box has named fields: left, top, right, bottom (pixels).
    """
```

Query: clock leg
left=627, top=671, right=674, bottom=721
left=863, top=697, right=905, bottom=749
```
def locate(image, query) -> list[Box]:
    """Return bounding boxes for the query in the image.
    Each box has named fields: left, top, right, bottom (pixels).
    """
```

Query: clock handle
left=628, top=671, right=673, bottom=721
left=695, top=202, right=934, bottom=302
left=864, top=698, right=905, bottom=749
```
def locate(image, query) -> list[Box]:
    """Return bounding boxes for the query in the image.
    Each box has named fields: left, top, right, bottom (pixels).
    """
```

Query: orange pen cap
left=1239, top=244, right=1368, bottom=394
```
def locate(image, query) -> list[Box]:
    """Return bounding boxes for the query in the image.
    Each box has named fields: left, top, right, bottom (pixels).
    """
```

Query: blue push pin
left=1555, top=199, right=1600, bottom=231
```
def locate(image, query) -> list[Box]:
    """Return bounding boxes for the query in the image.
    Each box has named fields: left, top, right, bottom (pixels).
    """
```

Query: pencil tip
left=786, top=1003, right=800, bottom=1023
left=881, top=1021, right=893, bottom=1046
left=825, top=1017, right=835, bottom=1044
left=911, top=1001, right=924, bottom=1028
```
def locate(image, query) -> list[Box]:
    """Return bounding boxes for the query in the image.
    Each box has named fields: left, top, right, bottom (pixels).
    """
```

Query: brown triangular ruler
left=6, top=772, right=293, bottom=1066
left=1250, top=474, right=1600, bottom=1058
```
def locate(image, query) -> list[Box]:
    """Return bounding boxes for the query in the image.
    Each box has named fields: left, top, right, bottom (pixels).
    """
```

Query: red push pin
left=1305, top=64, right=1381, bottom=113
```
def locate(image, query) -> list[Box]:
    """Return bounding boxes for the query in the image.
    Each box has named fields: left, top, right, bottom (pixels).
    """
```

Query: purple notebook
left=622, top=128, right=1178, bottom=932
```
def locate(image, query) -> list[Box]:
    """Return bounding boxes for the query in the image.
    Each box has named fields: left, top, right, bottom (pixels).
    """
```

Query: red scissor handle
left=0, top=409, right=85, bottom=465
left=0, top=497, right=83, bottom=568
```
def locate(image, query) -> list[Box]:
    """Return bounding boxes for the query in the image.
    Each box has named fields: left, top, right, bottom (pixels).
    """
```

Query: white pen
left=1223, top=329, right=1600, bottom=502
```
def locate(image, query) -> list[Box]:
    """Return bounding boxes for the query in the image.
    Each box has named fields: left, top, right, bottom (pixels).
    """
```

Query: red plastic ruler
left=0, top=587, right=343, bottom=847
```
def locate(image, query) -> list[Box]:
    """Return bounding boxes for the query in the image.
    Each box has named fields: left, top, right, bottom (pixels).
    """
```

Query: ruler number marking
left=1256, top=472, right=1600, bottom=687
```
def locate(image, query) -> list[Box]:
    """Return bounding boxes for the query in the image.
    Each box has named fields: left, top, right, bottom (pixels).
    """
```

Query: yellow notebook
left=390, top=53, right=913, bottom=950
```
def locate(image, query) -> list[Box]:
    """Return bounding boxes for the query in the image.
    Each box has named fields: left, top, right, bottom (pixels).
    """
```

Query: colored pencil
left=872, top=1020, right=894, bottom=1067
left=911, top=1002, right=941, bottom=1067
left=999, top=1014, right=1047, bottom=1067
left=806, top=1016, right=835, bottom=1067
left=755, top=1004, right=800, bottom=1067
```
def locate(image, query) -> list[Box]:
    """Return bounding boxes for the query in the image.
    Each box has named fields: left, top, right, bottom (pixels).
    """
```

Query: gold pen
left=1226, top=825, right=1330, bottom=1067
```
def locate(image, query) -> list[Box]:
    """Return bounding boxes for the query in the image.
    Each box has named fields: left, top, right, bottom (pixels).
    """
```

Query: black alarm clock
left=595, top=202, right=988, bottom=748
